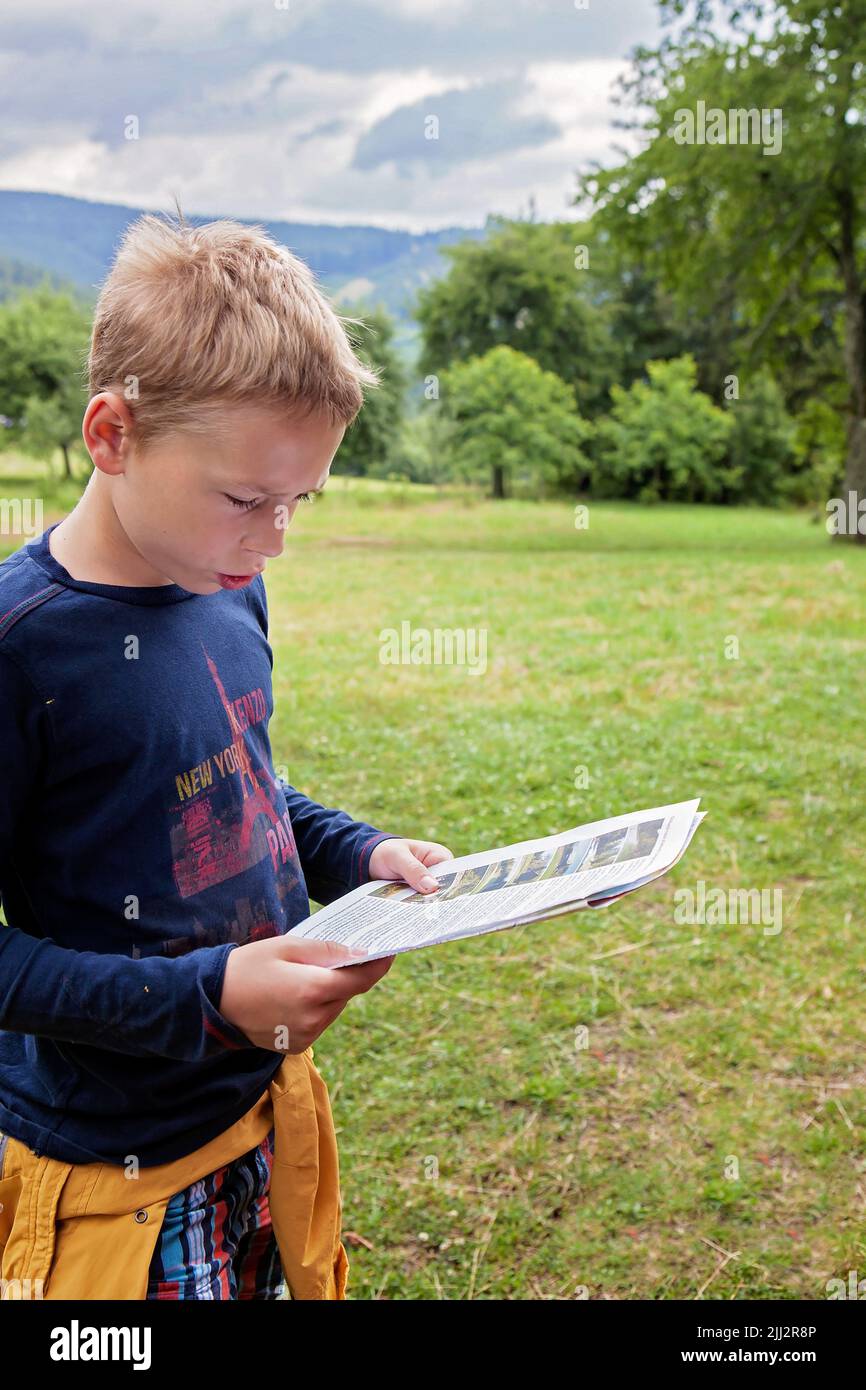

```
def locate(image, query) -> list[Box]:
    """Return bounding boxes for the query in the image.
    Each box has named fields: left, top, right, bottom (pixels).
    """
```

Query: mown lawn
left=2, top=458, right=865, bottom=1299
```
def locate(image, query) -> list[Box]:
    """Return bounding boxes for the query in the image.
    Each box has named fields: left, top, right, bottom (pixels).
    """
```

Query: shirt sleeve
left=277, top=777, right=401, bottom=906
left=0, top=646, right=253, bottom=1060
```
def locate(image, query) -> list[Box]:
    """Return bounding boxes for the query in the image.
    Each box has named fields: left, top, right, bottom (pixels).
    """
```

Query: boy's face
left=87, top=397, right=345, bottom=594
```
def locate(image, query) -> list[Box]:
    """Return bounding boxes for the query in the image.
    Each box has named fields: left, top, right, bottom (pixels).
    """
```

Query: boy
left=0, top=212, right=452, bottom=1300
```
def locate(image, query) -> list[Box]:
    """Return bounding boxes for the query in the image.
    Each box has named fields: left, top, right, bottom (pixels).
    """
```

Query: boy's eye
left=225, top=492, right=317, bottom=509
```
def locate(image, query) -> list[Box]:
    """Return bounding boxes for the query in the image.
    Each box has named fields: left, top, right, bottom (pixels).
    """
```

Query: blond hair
left=87, top=208, right=381, bottom=451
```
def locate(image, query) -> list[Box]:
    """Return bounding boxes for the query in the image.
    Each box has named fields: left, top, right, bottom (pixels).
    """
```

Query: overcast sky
left=0, top=0, right=662, bottom=232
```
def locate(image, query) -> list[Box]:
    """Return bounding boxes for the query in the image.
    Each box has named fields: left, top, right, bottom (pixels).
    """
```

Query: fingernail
left=348, top=946, right=369, bottom=956
left=420, top=875, right=439, bottom=891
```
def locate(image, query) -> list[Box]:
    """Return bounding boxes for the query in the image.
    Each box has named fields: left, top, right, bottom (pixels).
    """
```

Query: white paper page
left=288, top=800, right=704, bottom=966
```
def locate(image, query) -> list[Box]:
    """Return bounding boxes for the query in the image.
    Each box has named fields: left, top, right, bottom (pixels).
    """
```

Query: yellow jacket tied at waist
left=0, top=1047, right=348, bottom=1300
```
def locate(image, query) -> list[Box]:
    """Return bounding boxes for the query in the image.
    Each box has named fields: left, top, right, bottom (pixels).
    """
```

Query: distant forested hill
left=0, top=190, right=489, bottom=362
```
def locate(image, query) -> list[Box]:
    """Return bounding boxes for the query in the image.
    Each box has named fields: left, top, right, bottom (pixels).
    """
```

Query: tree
left=16, top=379, right=88, bottom=480
left=0, top=286, right=91, bottom=476
left=792, top=395, right=847, bottom=506
left=388, top=406, right=458, bottom=485
left=723, top=367, right=800, bottom=504
left=576, top=0, right=866, bottom=537
left=416, top=219, right=623, bottom=421
left=599, top=248, right=698, bottom=394
left=594, top=355, right=734, bottom=502
left=439, top=345, right=592, bottom=499
left=335, top=304, right=405, bottom=476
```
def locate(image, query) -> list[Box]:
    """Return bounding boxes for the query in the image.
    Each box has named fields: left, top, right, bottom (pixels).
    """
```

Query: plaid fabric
left=145, top=1127, right=286, bottom=1300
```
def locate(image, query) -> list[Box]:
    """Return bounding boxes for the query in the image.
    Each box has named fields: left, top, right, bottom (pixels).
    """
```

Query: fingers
left=331, top=953, right=396, bottom=990
left=385, top=843, right=443, bottom=893
left=274, top=956, right=395, bottom=1051
left=274, top=935, right=397, bottom=991
left=314, top=953, right=396, bottom=1001
left=410, top=841, right=454, bottom=867
left=275, top=934, right=370, bottom=968
left=273, top=952, right=396, bottom=1005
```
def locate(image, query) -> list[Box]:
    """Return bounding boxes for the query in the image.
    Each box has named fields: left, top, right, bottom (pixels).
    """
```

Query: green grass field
left=2, top=458, right=864, bottom=1299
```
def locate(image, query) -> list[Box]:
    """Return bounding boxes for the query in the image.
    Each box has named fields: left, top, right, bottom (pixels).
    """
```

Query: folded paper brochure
left=289, top=799, right=706, bottom=966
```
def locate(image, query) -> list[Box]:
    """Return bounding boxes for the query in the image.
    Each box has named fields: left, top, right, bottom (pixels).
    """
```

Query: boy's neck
left=49, top=477, right=176, bottom=588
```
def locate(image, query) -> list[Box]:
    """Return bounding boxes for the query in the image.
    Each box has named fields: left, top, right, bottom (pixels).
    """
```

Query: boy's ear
left=83, top=393, right=135, bottom=474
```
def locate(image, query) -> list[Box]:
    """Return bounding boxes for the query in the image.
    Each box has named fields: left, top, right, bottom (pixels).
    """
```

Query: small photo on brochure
left=506, top=847, right=558, bottom=885
left=539, top=837, right=593, bottom=880
left=615, top=817, right=664, bottom=864
left=584, top=826, right=630, bottom=868
left=371, top=870, right=459, bottom=900
left=427, top=864, right=489, bottom=900
left=477, top=855, right=522, bottom=892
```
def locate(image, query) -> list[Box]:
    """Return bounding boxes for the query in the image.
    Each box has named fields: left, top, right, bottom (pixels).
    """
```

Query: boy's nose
left=249, top=526, right=287, bottom=561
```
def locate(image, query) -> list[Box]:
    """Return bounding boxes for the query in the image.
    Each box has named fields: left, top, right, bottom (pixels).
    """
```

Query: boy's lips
left=216, top=570, right=261, bottom=589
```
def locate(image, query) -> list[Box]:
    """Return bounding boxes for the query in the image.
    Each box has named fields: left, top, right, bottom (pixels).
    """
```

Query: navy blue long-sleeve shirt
left=0, top=522, right=398, bottom=1166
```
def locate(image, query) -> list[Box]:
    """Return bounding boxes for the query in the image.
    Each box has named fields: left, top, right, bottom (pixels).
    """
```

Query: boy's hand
left=368, top=837, right=454, bottom=893
left=218, top=935, right=396, bottom=1053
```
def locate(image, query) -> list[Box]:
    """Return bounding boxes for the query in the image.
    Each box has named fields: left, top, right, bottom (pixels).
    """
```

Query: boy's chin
left=170, top=571, right=225, bottom=595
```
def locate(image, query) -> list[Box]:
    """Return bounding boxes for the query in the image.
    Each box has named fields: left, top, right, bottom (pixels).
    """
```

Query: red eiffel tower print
left=202, top=643, right=290, bottom=858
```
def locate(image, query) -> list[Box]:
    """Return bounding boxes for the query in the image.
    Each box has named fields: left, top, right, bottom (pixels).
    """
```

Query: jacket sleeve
left=0, top=646, right=253, bottom=1060
left=277, top=777, right=400, bottom=906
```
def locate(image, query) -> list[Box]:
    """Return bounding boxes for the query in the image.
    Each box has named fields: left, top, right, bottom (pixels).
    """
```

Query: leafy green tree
left=335, top=304, right=405, bottom=476
left=792, top=395, right=847, bottom=506
left=576, top=0, right=866, bottom=536
left=386, top=406, right=458, bottom=485
left=416, top=219, right=623, bottom=421
left=598, top=246, right=698, bottom=394
left=16, top=380, right=87, bottom=480
left=723, top=367, right=799, bottom=504
left=0, top=286, right=91, bottom=475
left=440, top=345, right=592, bottom=499
left=594, top=355, right=733, bottom=502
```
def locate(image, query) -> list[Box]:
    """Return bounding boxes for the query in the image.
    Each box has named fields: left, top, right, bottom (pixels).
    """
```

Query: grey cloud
left=264, top=0, right=659, bottom=75
left=0, top=0, right=659, bottom=148
left=0, top=0, right=659, bottom=228
left=297, top=118, right=350, bottom=142
left=352, top=78, right=561, bottom=175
